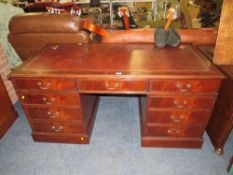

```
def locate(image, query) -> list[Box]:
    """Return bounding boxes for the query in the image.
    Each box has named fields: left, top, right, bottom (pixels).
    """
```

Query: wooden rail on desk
left=101, top=28, right=218, bottom=45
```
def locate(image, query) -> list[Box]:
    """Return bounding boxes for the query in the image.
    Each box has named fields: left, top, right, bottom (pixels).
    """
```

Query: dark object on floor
left=0, top=76, right=18, bottom=139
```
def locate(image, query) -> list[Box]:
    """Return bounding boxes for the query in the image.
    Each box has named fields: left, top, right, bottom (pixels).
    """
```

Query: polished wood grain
left=198, top=45, right=233, bottom=154
left=79, top=94, right=99, bottom=127
left=144, top=125, right=204, bottom=138
left=147, top=110, right=210, bottom=124
left=207, top=79, right=233, bottom=154
left=79, top=79, right=147, bottom=94
left=19, top=93, right=80, bottom=106
left=11, top=44, right=223, bottom=79
left=25, top=107, right=82, bottom=121
left=148, top=96, right=216, bottom=109
left=31, top=121, right=85, bottom=133
left=150, top=80, right=221, bottom=93
left=14, top=78, right=76, bottom=91
left=0, top=76, right=18, bottom=139
left=10, top=44, right=224, bottom=148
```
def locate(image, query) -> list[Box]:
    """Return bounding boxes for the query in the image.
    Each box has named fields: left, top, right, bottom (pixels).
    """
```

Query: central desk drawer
left=13, top=78, right=76, bottom=91
left=26, top=107, right=82, bottom=121
left=150, top=80, right=220, bottom=93
left=19, top=93, right=80, bottom=106
left=148, top=96, right=215, bottom=109
left=78, top=80, right=147, bottom=93
left=31, top=121, right=85, bottom=133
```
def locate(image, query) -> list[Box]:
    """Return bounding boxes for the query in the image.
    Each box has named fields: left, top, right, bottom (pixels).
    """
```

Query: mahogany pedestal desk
left=10, top=44, right=224, bottom=148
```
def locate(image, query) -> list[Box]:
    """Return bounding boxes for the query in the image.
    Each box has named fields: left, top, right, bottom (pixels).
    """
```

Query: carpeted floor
left=0, top=96, right=232, bottom=175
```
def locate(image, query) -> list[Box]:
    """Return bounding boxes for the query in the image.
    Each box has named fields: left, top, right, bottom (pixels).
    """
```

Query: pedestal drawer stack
left=12, top=78, right=98, bottom=144
left=141, top=79, right=221, bottom=148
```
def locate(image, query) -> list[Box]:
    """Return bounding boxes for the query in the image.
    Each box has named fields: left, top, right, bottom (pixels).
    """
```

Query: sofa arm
left=8, top=13, right=91, bottom=61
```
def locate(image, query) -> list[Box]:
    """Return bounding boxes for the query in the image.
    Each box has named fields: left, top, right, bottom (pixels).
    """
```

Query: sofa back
left=8, top=13, right=90, bottom=61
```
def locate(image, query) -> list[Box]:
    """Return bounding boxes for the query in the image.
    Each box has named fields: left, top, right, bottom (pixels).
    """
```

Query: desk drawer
left=13, top=78, right=76, bottom=91
left=79, top=80, right=147, bottom=93
left=147, top=110, right=210, bottom=124
left=19, top=93, right=80, bottom=106
left=148, top=96, right=215, bottom=109
left=31, top=121, right=85, bottom=133
left=150, top=80, right=220, bottom=93
left=144, top=125, right=204, bottom=137
left=26, top=107, right=82, bottom=121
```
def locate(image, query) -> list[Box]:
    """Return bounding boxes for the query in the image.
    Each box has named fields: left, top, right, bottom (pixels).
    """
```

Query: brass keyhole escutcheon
left=80, top=137, right=84, bottom=141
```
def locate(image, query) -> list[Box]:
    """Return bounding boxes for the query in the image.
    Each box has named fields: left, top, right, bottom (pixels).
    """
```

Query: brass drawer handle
left=47, top=111, right=60, bottom=118
left=52, top=45, right=59, bottom=50
left=170, top=115, right=184, bottom=122
left=42, top=97, right=56, bottom=105
left=176, top=83, right=192, bottom=92
left=37, top=81, right=52, bottom=90
left=51, top=125, right=63, bottom=132
left=105, top=82, right=119, bottom=90
left=167, top=128, right=180, bottom=134
left=173, top=100, right=188, bottom=108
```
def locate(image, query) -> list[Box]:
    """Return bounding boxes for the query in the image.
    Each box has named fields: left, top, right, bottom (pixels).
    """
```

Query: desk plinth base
left=32, top=133, right=90, bottom=144
left=141, top=137, right=203, bottom=148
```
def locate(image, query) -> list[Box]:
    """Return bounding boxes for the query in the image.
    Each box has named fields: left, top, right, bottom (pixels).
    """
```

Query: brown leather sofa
left=8, top=13, right=91, bottom=61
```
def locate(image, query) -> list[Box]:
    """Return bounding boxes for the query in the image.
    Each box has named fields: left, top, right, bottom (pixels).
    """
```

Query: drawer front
left=31, top=121, right=85, bottom=133
left=147, top=110, right=210, bottom=124
left=79, top=80, right=147, bottom=93
left=150, top=80, right=221, bottom=93
left=148, top=96, right=215, bottom=109
left=19, top=93, right=80, bottom=106
left=26, top=107, right=82, bottom=121
left=144, top=125, right=204, bottom=137
left=13, top=79, right=76, bottom=91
